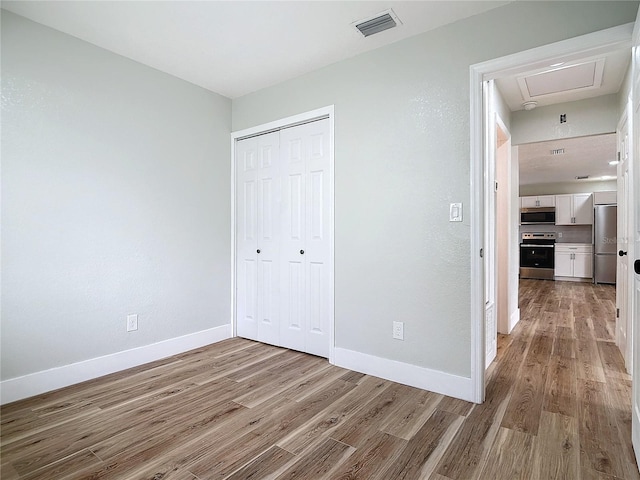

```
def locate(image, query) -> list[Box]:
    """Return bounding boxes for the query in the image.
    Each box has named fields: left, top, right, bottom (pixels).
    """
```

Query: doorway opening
left=470, top=23, right=634, bottom=403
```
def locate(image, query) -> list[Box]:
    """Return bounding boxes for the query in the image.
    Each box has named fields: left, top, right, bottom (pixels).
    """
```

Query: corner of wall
left=333, top=348, right=474, bottom=402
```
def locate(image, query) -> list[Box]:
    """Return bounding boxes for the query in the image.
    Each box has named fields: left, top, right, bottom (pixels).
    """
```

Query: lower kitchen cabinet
left=555, top=244, right=593, bottom=280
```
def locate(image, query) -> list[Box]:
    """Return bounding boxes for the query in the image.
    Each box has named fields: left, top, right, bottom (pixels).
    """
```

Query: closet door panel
left=256, top=133, right=281, bottom=345
left=304, top=120, right=331, bottom=357
left=236, top=138, right=259, bottom=340
left=280, top=127, right=307, bottom=352
left=279, top=119, right=331, bottom=356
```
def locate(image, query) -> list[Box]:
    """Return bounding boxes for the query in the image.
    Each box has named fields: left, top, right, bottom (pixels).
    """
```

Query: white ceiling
left=1, top=0, right=509, bottom=99
left=2, top=0, right=631, bottom=187
left=518, top=133, right=618, bottom=186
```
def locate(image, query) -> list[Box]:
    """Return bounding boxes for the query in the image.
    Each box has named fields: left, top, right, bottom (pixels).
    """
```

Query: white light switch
left=449, top=203, right=463, bottom=222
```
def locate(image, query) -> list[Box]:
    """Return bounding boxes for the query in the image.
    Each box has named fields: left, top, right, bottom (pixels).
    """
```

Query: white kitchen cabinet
left=573, top=252, right=593, bottom=278
left=538, top=195, right=556, bottom=207
left=593, top=190, right=617, bottom=205
left=555, top=195, right=572, bottom=224
left=555, top=249, right=573, bottom=277
left=555, top=193, right=593, bottom=225
left=555, top=244, right=593, bottom=279
left=573, top=193, right=594, bottom=224
left=521, top=195, right=555, bottom=208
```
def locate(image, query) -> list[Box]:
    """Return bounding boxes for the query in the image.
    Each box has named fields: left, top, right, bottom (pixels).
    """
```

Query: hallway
left=471, top=279, right=638, bottom=479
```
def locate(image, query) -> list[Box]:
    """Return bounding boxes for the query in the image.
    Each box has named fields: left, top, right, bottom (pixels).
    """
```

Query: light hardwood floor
left=1, top=279, right=638, bottom=479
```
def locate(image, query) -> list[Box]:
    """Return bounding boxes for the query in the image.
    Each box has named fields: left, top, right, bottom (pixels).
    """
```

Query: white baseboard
left=554, top=276, right=593, bottom=283
left=633, top=405, right=640, bottom=468
left=509, top=308, right=520, bottom=333
left=333, top=347, right=473, bottom=402
left=1, top=324, right=232, bottom=405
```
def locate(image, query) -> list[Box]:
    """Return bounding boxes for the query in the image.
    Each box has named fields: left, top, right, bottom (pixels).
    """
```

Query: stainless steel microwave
left=520, top=207, right=555, bottom=225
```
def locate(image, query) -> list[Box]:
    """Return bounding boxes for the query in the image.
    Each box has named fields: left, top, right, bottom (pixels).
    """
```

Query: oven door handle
left=520, top=244, right=554, bottom=248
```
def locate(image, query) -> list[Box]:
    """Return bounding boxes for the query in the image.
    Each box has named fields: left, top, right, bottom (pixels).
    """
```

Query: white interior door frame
left=630, top=7, right=640, bottom=464
left=230, top=106, right=336, bottom=363
left=494, top=111, right=517, bottom=336
left=469, top=23, right=633, bottom=403
left=484, top=80, right=497, bottom=369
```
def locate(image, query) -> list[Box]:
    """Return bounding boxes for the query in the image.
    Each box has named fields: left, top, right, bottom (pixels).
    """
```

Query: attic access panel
left=517, top=59, right=605, bottom=100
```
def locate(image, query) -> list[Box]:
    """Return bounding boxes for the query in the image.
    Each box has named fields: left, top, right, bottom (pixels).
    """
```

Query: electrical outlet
left=127, top=314, right=138, bottom=332
left=392, top=321, right=404, bottom=340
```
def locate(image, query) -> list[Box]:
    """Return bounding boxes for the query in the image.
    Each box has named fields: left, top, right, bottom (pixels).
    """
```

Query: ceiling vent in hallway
left=354, top=9, right=401, bottom=37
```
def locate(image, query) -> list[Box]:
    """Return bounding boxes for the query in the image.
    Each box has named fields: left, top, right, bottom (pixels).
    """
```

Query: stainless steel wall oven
left=520, top=232, right=555, bottom=280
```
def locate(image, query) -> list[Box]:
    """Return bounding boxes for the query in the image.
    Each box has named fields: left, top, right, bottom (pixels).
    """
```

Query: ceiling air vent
left=551, top=148, right=565, bottom=155
left=354, top=9, right=400, bottom=37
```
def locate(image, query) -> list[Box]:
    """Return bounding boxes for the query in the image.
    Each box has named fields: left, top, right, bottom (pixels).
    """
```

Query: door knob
left=257, top=249, right=261, bottom=254
left=619, top=250, right=628, bottom=256
left=635, top=259, right=640, bottom=275
left=300, top=250, right=304, bottom=255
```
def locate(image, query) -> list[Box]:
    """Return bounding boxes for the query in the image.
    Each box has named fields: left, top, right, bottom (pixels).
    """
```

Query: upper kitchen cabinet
left=593, top=190, right=617, bottom=205
left=520, top=195, right=556, bottom=208
left=555, top=193, right=593, bottom=225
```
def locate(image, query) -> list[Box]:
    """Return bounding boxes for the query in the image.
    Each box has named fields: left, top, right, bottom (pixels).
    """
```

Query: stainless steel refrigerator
left=594, top=204, right=617, bottom=284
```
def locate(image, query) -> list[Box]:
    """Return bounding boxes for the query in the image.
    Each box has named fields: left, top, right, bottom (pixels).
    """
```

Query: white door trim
left=630, top=6, right=640, bottom=465
left=493, top=109, right=518, bottom=337
left=469, top=23, right=633, bottom=404
left=616, top=107, right=631, bottom=371
left=230, top=106, right=336, bottom=363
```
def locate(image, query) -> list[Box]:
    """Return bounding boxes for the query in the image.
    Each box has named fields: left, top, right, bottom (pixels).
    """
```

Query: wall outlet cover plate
left=449, top=203, right=463, bottom=222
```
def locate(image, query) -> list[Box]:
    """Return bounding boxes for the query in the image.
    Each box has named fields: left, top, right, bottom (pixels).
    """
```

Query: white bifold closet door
left=236, top=118, right=331, bottom=358
left=236, top=131, right=281, bottom=346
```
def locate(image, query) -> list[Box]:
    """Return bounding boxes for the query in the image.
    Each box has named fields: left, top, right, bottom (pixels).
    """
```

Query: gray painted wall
left=511, top=95, right=620, bottom=145
left=2, top=1, right=637, bottom=386
left=1, top=12, right=232, bottom=380
left=520, top=180, right=617, bottom=196
left=233, top=1, right=637, bottom=378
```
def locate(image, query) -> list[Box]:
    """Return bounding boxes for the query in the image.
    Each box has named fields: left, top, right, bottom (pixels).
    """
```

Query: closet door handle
left=300, top=250, right=305, bottom=255
left=257, top=249, right=261, bottom=254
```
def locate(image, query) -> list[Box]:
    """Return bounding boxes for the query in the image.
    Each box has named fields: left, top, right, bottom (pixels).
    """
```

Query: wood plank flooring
left=1, top=279, right=638, bottom=479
